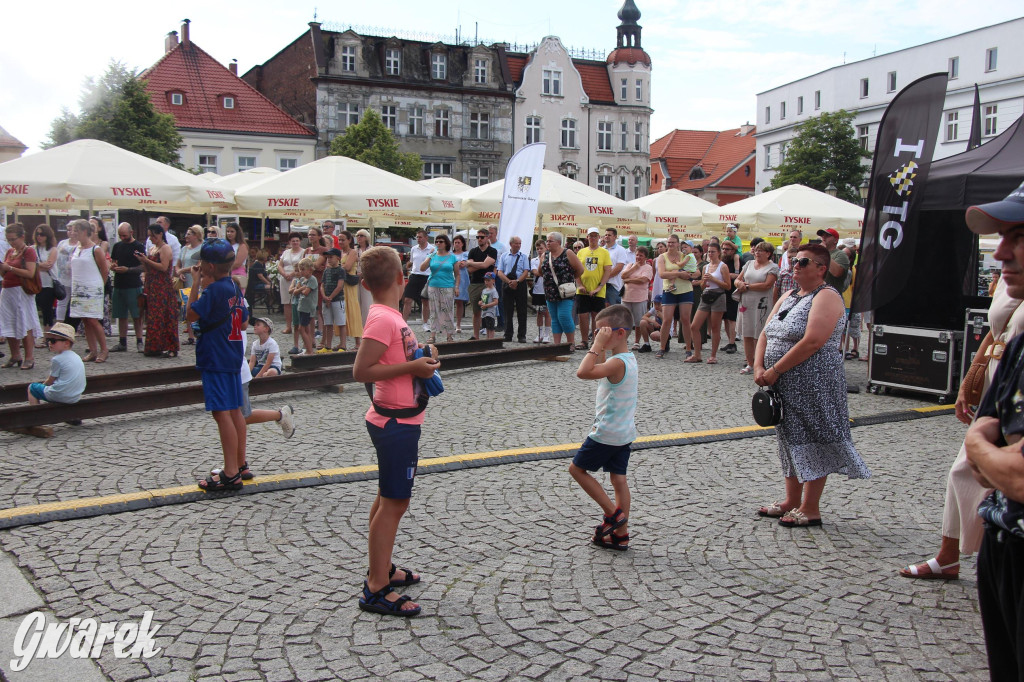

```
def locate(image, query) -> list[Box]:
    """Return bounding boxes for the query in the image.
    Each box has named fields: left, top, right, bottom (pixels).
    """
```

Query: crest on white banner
left=497, top=143, right=546, bottom=249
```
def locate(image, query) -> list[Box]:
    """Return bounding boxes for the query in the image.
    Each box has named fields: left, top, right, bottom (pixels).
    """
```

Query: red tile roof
left=0, top=124, right=26, bottom=151
left=606, top=47, right=651, bottom=67
left=650, top=127, right=756, bottom=194
left=507, top=53, right=616, bottom=104
left=143, top=41, right=314, bottom=138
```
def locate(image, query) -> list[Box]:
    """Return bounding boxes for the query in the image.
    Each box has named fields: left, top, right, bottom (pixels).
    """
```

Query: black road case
left=866, top=325, right=962, bottom=403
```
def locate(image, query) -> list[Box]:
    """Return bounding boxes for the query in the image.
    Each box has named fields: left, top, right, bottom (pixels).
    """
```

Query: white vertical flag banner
left=497, top=143, right=546, bottom=249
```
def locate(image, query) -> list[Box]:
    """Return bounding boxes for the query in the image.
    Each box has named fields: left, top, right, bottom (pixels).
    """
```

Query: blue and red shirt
left=191, top=276, right=248, bottom=373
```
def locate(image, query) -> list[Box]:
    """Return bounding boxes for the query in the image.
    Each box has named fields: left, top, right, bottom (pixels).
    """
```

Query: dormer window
left=688, top=166, right=706, bottom=181
left=170, top=92, right=184, bottom=106
left=223, top=96, right=235, bottom=109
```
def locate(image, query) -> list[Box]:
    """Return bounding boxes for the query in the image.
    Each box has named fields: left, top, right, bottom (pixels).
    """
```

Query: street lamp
left=824, top=181, right=838, bottom=197
left=859, top=178, right=870, bottom=205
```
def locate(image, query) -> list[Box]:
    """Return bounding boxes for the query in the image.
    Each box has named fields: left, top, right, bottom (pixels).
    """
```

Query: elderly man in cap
left=816, top=228, right=851, bottom=294
left=962, top=180, right=1024, bottom=680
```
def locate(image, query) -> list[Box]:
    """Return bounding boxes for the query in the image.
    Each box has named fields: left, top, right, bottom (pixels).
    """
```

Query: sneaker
left=638, top=344, right=652, bottom=353
left=315, top=330, right=322, bottom=338
left=279, top=404, right=296, bottom=438
left=136, top=340, right=145, bottom=353
left=288, top=346, right=301, bottom=355
left=534, top=334, right=542, bottom=343
left=110, top=342, right=127, bottom=353
left=724, top=343, right=738, bottom=354
left=423, top=322, right=431, bottom=332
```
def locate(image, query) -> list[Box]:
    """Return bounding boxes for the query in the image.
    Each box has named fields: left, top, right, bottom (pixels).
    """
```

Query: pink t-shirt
left=363, top=303, right=425, bottom=427
left=623, top=263, right=653, bottom=303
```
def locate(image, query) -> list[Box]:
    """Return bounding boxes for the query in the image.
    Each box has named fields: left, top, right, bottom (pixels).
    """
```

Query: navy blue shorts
left=366, top=419, right=421, bottom=500
left=661, top=290, right=693, bottom=306
left=572, top=436, right=631, bottom=475
left=201, top=371, right=244, bottom=412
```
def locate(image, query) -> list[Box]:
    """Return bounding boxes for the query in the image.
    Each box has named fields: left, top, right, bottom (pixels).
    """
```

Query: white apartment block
left=755, top=17, right=1024, bottom=193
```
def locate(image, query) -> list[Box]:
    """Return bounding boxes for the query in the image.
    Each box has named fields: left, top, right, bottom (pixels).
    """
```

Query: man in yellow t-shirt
left=576, top=227, right=612, bottom=344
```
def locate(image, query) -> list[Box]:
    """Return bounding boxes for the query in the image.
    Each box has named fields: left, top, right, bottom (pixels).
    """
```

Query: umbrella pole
left=260, top=213, right=266, bottom=249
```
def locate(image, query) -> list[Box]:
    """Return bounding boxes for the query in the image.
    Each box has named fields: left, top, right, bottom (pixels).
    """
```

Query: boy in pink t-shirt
left=352, top=246, right=441, bottom=617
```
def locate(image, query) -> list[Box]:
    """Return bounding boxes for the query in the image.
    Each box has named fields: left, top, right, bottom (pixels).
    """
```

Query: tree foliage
left=767, top=110, right=869, bottom=203
left=44, top=61, right=183, bottom=166
left=329, top=109, right=422, bottom=180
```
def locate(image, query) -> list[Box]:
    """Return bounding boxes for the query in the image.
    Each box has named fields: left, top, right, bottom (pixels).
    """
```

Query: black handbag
left=344, top=272, right=360, bottom=286
left=701, top=288, right=725, bottom=305
left=752, top=387, right=783, bottom=426
left=52, top=280, right=67, bottom=301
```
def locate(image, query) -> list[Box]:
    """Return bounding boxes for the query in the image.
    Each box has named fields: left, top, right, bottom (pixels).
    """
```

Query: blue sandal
left=357, top=581, right=421, bottom=617
left=595, top=508, right=627, bottom=538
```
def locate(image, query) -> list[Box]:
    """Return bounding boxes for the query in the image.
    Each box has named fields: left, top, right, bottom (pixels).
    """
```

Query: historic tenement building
left=242, top=23, right=514, bottom=186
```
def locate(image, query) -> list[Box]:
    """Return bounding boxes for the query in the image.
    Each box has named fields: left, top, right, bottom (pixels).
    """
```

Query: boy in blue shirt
left=27, top=322, right=86, bottom=407
left=569, top=304, right=638, bottom=551
left=187, top=239, right=250, bottom=491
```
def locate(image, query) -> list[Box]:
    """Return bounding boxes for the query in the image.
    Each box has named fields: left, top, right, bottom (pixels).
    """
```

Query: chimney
left=165, top=30, right=178, bottom=54
left=181, top=19, right=190, bottom=46
left=229, top=59, right=238, bottom=76
left=738, top=122, right=755, bottom=136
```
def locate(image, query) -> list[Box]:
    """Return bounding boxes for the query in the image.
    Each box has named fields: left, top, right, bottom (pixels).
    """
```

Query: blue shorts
left=366, top=419, right=421, bottom=500
left=661, top=290, right=693, bottom=306
left=29, top=383, right=49, bottom=401
left=572, top=436, right=631, bottom=475
left=201, top=371, right=244, bottom=412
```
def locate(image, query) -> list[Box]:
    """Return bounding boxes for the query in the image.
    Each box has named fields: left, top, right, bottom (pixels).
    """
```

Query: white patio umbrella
left=457, top=170, right=639, bottom=232
left=0, top=139, right=234, bottom=214
left=629, top=189, right=720, bottom=239
left=213, top=167, right=280, bottom=190
left=418, top=177, right=472, bottom=193
left=701, top=184, right=864, bottom=241
left=234, top=155, right=461, bottom=217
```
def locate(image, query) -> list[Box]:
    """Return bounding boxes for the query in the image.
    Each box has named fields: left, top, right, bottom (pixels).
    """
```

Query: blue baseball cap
left=199, top=238, right=235, bottom=264
left=967, top=179, right=1024, bottom=234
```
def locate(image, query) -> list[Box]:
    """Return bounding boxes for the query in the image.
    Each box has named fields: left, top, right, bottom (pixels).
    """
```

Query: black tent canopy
left=921, top=114, right=1024, bottom=210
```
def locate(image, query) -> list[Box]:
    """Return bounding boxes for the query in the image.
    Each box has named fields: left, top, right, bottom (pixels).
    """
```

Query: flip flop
left=684, top=356, right=702, bottom=363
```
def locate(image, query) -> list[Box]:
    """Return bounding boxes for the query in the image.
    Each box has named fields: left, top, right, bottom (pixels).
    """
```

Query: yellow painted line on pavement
left=0, top=410, right=953, bottom=523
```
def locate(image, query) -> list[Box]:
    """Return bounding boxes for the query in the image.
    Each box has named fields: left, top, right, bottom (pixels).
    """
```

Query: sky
left=2, top=0, right=1022, bottom=155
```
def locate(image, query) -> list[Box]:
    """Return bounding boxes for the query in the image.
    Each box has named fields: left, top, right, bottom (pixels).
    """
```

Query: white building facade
left=755, top=17, right=1024, bottom=193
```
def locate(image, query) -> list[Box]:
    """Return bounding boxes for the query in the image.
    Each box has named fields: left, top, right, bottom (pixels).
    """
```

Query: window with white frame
left=949, top=56, right=960, bottom=79
left=408, top=106, right=424, bottom=136
left=434, top=109, right=450, bottom=137
left=236, top=155, right=256, bottom=172
left=764, top=106, right=770, bottom=124
left=431, top=53, right=447, bottom=80
left=525, top=116, right=542, bottom=144
left=597, top=174, right=612, bottom=195
left=633, top=174, right=642, bottom=199
left=621, top=122, right=628, bottom=151
left=797, top=96, right=803, bottom=115
left=986, top=47, right=998, bottom=72
left=198, top=154, right=218, bottom=173
left=985, top=104, right=998, bottom=136
left=278, top=157, right=298, bottom=171
left=381, top=105, right=397, bottom=131
left=385, top=48, right=401, bottom=76
left=542, top=69, right=562, bottom=96
left=887, top=71, right=897, bottom=93
left=474, top=59, right=488, bottom=84
left=778, top=143, right=787, bottom=165
left=469, top=112, right=489, bottom=140
left=223, top=96, right=235, bottom=109
left=634, top=121, right=643, bottom=151
left=617, top=174, right=627, bottom=200
left=562, top=166, right=578, bottom=180
left=468, top=166, right=490, bottom=187
left=780, top=101, right=786, bottom=119
left=561, top=118, right=577, bottom=148
left=422, top=162, right=451, bottom=179
left=341, top=45, right=356, bottom=72
left=170, top=92, right=183, bottom=106
left=763, top=145, right=772, bottom=169
left=635, top=79, right=642, bottom=101
left=339, top=102, right=359, bottom=130
left=946, top=112, right=959, bottom=141
left=597, top=121, right=613, bottom=151
left=621, top=78, right=628, bottom=100
left=860, top=78, right=869, bottom=98
left=858, top=125, right=870, bottom=151
left=814, top=90, right=821, bottom=110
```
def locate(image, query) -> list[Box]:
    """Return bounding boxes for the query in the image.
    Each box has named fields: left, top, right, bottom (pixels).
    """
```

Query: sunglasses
left=476, top=236, right=487, bottom=240
left=795, top=257, right=825, bottom=268
left=45, top=337, right=65, bottom=345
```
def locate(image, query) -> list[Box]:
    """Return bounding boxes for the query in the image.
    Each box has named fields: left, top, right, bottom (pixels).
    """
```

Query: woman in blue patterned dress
left=753, top=243, right=870, bottom=528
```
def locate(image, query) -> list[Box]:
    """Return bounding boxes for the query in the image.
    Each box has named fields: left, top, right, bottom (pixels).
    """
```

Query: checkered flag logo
left=888, top=161, right=918, bottom=197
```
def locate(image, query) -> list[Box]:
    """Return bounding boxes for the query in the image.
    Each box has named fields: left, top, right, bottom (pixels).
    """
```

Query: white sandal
left=899, top=557, right=960, bottom=580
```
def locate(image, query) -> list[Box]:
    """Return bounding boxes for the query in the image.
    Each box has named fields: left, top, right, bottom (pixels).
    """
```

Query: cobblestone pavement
left=1, top=313, right=928, bottom=507
left=0, top=415, right=985, bottom=681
